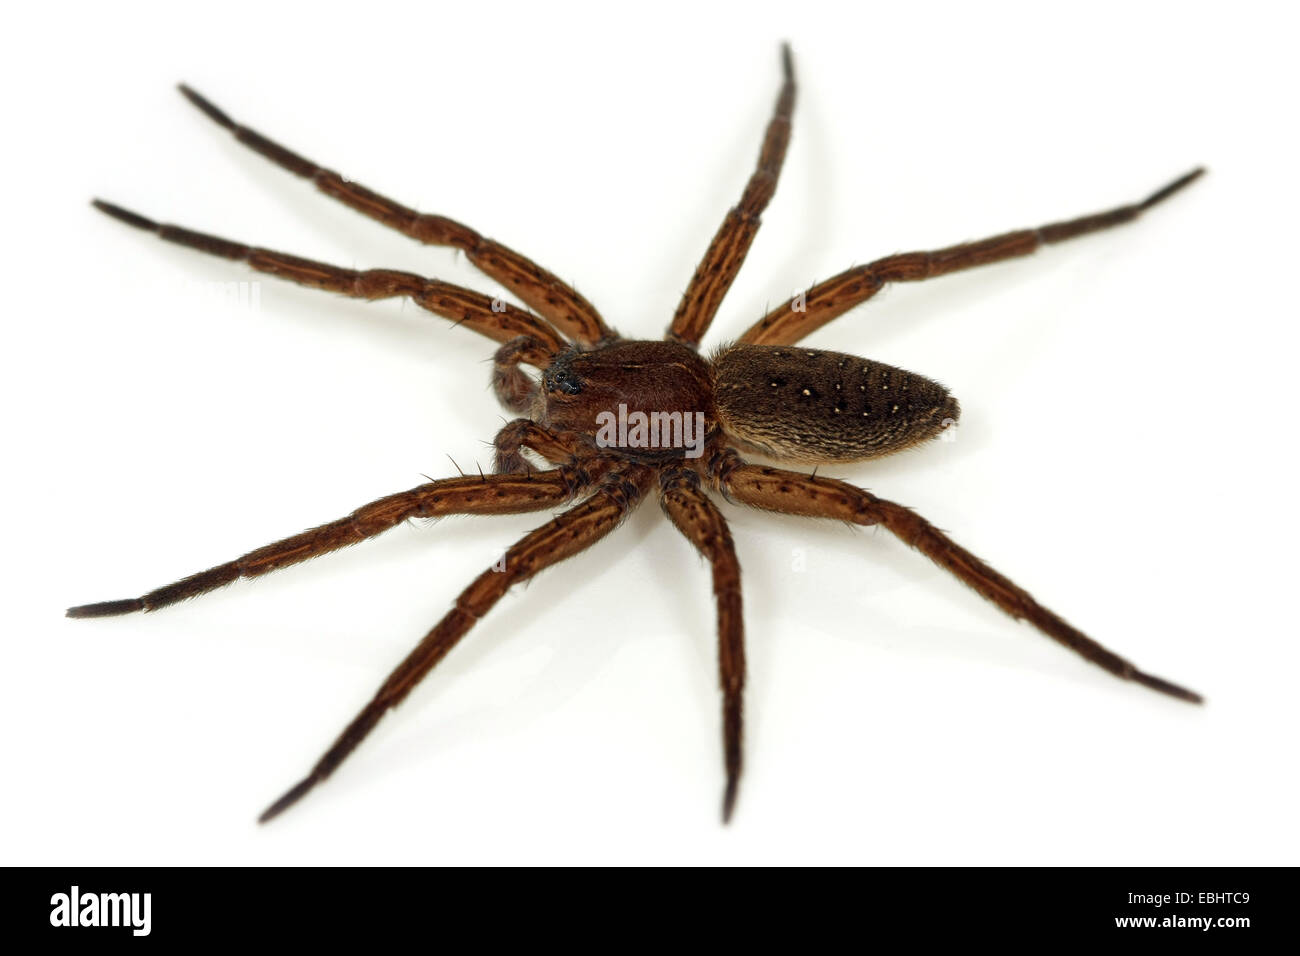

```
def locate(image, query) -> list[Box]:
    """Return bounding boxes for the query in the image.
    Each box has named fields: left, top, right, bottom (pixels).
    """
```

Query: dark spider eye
left=550, top=369, right=583, bottom=395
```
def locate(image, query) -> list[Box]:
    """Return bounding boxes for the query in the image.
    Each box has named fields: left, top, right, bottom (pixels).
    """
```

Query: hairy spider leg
left=91, top=200, right=566, bottom=357
left=177, top=85, right=613, bottom=345
left=68, top=442, right=607, bottom=619
left=706, top=448, right=1202, bottom=704
left=740, top=168, right=1205, bottom=346
left=659, top=466, right=747, bottom=821
left=260, top=464, right=654, bottom=822
left=666, top=44, right=796, bottom=348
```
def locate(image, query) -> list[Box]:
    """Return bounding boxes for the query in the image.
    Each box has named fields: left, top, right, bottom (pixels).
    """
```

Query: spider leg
left=176, top=86, right=613, bottom=345
left=659, top=466, right=746, bottom=822
left=67, top=460, right=607, bottom=619
left=666, top=44, right=796, bottom=348
left=739, top=168, right=1205, bottom=346
left=92, top=200, right=566, bottom=356
left=259, top=464, right=654, bottom=822
left=704, top=448, right=1202, bottom=704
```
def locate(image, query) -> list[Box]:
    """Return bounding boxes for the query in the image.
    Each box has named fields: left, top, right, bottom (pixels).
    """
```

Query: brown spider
left=70, top=44, right=1204, bottom=823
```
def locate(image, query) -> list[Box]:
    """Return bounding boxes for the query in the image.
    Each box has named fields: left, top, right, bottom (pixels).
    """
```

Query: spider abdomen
left=711, top=343, right=959, bottom=463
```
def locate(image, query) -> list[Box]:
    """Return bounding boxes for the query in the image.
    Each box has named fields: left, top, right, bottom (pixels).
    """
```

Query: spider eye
left=550, top=369, right=583, bottom=395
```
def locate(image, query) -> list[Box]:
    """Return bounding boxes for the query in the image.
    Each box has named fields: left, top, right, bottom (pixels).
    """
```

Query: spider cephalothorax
left=71, top=45, right=1204, bottom=823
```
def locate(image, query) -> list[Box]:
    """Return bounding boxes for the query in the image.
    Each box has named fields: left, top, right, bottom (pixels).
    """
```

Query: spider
left=70, top=44, right=1204, bottom=824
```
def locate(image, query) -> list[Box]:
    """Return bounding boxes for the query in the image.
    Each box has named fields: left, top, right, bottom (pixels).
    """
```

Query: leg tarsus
left=92, top=198, right=157, bottom=232
left=1132, top=670, right=1203, bottom=704
left=258, top=776, right=316, bottom=824
left=178, top=84, right=235, bottom=131
left=1141, top=167, right=1205, bottom=210
left=66, top=598, right=146, bottom=619
left=721, top=692, right=742, bottom=824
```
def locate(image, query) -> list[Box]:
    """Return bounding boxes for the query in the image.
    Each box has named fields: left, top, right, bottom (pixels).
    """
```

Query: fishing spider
left=71, top=45, right=1204, bottom=823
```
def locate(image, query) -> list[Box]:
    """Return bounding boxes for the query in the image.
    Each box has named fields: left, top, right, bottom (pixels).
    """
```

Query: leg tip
left=1141, top=167, right=1207, bottom=210
left=66, top=598, right=145, bottom=619
left=258, top=776, right=316, bottom=824
left=722, top=777, right=739, bottom=824
left=177, top=84, right=235, bottom=130
left=91, top=199, right=157, bottom=232
left=1132, top=666, right=1204, bottom=704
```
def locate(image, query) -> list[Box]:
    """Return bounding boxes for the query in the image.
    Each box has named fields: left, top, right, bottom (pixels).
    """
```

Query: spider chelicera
left=70, top=44, right=1204, bottom=823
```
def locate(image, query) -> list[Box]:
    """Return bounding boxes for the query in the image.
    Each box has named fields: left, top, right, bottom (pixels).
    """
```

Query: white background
left=5, top=0, right=1298, bottom=865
